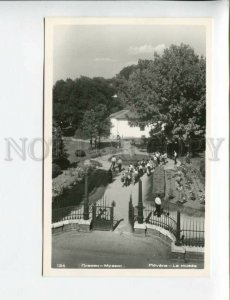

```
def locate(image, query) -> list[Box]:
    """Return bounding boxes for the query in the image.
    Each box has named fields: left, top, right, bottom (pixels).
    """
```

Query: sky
left=53, top=24, right=206, bottom=83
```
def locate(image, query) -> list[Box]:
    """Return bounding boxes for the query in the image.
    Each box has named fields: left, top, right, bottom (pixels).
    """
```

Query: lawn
left=63, top=137, right=121, bottom=165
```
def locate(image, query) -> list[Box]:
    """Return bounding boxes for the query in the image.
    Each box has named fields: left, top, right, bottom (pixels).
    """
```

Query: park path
left=90, top=141, right=184, bottom=234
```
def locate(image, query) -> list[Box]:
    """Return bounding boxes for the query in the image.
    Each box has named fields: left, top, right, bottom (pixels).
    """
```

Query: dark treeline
left=53, top=76, right=124, bottom=134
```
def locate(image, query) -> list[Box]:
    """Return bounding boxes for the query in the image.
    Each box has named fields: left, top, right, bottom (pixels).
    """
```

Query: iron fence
left=180, top=219, right=205, bottom=247
left=52, top=205, right=92, bottom=223
left=143, top=206, right=177, bottom=236
left=135, top=205, right=205, bottom=248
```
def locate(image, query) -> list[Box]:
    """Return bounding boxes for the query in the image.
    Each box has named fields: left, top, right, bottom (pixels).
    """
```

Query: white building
left=110, top=109, right=153, bottom=139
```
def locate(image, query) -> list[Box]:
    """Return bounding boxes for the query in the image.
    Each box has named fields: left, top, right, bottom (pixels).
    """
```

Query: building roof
left=110, top=109, right=138, bottom=120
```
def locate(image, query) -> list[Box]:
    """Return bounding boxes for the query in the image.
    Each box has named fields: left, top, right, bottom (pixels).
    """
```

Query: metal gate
left=92, top=202, right=114, bottom=231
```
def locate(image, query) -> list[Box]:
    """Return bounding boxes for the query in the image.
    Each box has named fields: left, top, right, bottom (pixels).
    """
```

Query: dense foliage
left=53, top=76, right=124, bottom=130
left=115, top=44, right=206, bottom=144
left=52, top=122, right=69, bottom=168
left=53, top=43, right=206, bottom=163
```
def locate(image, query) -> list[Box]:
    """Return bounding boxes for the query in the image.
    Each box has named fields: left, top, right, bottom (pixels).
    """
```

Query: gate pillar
left=83, top=174, right=89, bottom=220
left=137, top=179, right=144, bottom=224
left=110, top=206, right=114, bottom=231
left=175, top=211, right=181, bottom=246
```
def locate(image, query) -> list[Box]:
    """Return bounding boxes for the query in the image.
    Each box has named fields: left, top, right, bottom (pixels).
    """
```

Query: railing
left=52, top=205, right=92, bottom=223
left=143, top=207, right=177, bottom=236
left=134, top=202, right=205, bottom=248
left=180, top=219, right=205, bottom=247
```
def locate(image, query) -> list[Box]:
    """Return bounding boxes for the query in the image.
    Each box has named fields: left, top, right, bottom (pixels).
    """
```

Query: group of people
left=120, top=152, right=169, bottom=187
left=109, top=150, right=179, bottom=187
left=120, top=159, right=154, bottom=187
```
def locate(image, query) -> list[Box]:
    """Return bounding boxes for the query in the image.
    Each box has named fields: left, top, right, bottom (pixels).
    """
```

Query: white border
left=43, top=17, right=212, bottom=277
left=0, top=1, right=228, bottom=299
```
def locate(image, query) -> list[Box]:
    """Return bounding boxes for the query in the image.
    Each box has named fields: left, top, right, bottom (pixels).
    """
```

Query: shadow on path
left=113, top=218, right=124, bottom=231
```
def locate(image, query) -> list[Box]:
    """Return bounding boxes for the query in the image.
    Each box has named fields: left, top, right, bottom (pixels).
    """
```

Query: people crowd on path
left=109, top=151, right=169, bottom=187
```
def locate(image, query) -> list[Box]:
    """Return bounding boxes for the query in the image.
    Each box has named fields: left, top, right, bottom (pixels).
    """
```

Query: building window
left=140, top=124, right=145, bottom=131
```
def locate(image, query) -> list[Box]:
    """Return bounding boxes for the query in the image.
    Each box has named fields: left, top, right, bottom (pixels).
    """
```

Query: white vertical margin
left=43, top=17, right=53, bottom=276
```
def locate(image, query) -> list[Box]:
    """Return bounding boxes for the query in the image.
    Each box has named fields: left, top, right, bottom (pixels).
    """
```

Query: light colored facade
left=110, top=109, right=152, bottom=139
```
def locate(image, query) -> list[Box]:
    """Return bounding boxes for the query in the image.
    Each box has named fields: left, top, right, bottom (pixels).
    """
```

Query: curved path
left=92, top=143, right=181, bottom=234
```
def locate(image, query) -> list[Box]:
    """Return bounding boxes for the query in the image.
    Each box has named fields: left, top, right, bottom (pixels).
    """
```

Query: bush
left=75, top=149, right=86, bottom=157
left=74, top=128, right=88, bottom=140
left=53, top=157, right=70, bottom=169
left=90, top=152, right=101, bottom=158
left=90, top=159, right=103, bottom=168
left=168, top=187, right=174, bottom=199
left=152, top=166, right=165, bottom=198
left=52, top=163, right=62, bottom=178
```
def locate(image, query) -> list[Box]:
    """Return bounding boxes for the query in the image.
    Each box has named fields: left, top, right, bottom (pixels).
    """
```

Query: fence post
left=83, top=174, right=89, bottom=220
left=175, top=211, right=181, bottom=245
left=92, top=203, right=96, bottom=228
left=137, top=179, right=144, bottom=224
left=129, top=194, right=134, bottom=227
left=110, top=206, right=114, bottom=231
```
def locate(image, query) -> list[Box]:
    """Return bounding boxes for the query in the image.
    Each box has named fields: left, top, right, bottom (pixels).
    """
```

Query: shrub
left=53, top=157, right=70, bottom=170
left=75, top=149, right=86, bottom=157
left=74, top=128, right=88, bottom=140
left=90, top=152, right=99, bottom=159
left=168, top=187, right=174, bottom=199
left=52, top=163, right=62, bottom=178
left=90, top=159, right=103, bottom=168
left=152, top=166, right=165, bottom=198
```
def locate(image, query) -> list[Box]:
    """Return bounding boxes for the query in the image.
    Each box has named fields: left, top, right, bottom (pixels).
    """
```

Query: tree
left=115, top=44, right=206, bottom=146
left=94, top=104, right=112, bottom=148
left=81, top=109, right=97, bottom=149
left=53, top=76, right=124, bottom=134
left=52, top=122, right=69, bottom=168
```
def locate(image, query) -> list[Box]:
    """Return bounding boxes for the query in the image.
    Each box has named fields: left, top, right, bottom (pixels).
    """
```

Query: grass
left=63, top=137, right=120, bottom=165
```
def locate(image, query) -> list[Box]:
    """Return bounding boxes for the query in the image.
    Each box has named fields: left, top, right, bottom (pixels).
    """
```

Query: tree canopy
left=53, top=76, right=124, bottom=130
left=53, top=43, right=206, bottom=153
left=115, top=44, right=206, bottom=144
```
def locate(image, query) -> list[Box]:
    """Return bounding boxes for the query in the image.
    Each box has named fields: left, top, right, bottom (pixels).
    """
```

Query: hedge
left=152, top=166, right=165, bottom=199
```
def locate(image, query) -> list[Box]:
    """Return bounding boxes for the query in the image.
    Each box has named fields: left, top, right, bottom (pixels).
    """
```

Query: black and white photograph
left=44, top=18, right=211, bottom=275
left=0, top=0, right=229, bottom=297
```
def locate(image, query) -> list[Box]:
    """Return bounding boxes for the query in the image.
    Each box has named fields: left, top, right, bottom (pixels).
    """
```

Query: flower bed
left=52, top=164, right=95, bottom=198
left=180, top=164, right=205, bottom=204
left=168, top=164, right=205, bottom=206
left=165, top=169, right=176, bottom=200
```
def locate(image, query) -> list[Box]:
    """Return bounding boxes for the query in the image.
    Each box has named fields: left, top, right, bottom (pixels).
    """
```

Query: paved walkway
left=103, top=172, right=153, bottom=234
left=52, top=230, right=172, bottom=269
left=164, top=158, right=181, bottom=170
left=91, top=144, right=181, bottom=234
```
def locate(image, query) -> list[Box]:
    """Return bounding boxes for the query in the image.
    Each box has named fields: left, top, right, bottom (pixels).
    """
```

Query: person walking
left=146, top=161, right=151, bottom=176
left=154, top=195, right=162, bottom=217
left=163, top=152, right=168, bottom=165
left=174, top=150, right=178, bottom=165
left=155, top=152, right=159, bottom=165
left=108, top=168, right=113, bottom=183
left=111, top=155, right=117, bottom=171
left=117, top=157, right=122, bottom=172
left=186, top=151, right=190, bottom=164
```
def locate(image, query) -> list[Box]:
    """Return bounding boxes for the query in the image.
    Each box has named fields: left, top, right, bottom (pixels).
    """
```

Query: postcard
left=43, top=17, right=212, bottom=276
